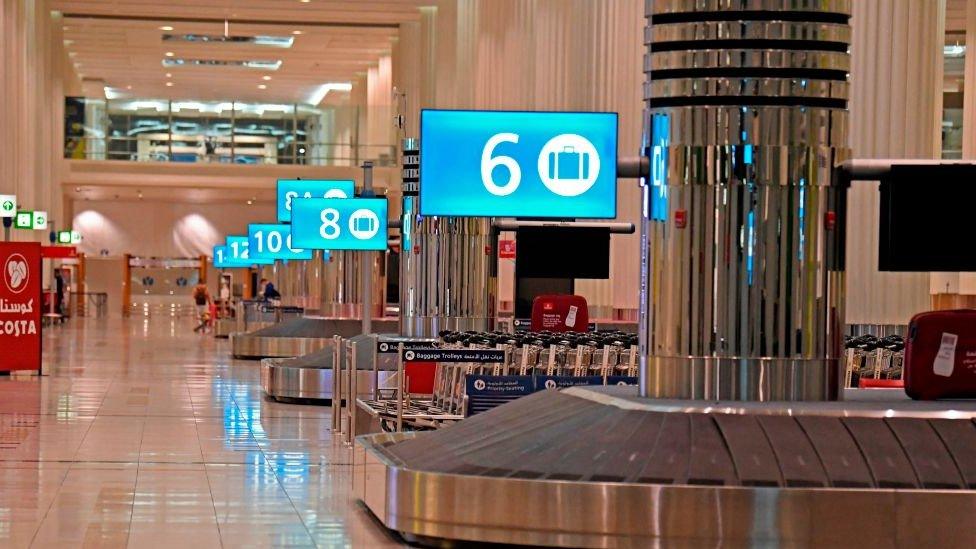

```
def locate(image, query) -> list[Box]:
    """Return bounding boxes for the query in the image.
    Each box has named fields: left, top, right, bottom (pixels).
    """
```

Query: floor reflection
left=0, top=316, right=401, bottom=548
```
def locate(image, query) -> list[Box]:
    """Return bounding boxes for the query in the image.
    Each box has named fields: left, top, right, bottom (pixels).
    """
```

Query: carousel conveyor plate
left=261, top=346, right=396, bottom=402
left=355, top=386, right=976, bottom=547
left=231, top=316, right=397, bottom=359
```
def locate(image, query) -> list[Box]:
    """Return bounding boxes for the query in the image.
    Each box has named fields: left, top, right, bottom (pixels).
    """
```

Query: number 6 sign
left=420, top=109, right=617, bottom=219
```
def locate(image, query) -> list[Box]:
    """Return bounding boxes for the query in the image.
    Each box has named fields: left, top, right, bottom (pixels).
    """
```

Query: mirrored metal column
left=640, top=0, right=851, bottom=401
left=399, top=138, right=496, bottom=337
left=319, top=250, right=385, bottom=319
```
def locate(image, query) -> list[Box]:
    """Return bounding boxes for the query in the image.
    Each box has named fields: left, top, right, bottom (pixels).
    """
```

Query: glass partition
left=943, top=34, right=965, bottom=159
left=64, top=97, right=396, bottom=166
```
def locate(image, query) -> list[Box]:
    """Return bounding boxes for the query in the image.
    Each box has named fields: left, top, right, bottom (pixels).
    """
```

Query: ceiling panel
left=55, top=0, right=421, bottom=103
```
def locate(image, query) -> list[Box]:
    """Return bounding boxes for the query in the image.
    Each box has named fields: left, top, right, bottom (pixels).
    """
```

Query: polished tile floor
left=0, top=316, right=404, bottom=548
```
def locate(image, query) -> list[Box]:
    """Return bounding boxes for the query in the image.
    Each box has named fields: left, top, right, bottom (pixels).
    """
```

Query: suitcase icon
left=353, top=216, right=376, bottom=233
left=549, top=146, right=590, bottom=180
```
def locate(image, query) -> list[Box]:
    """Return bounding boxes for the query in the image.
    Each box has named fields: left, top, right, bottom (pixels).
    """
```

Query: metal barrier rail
left=75, top=292, right=108, bottom=317
left=66, top=136, right=398, bottom=166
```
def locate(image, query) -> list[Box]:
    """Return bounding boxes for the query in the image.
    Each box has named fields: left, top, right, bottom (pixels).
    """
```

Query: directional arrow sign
left=0, top=195, right=15, bottom=218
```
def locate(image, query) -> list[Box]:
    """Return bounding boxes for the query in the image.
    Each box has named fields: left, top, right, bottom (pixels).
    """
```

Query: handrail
left=65, top=136, right=398, bottom=167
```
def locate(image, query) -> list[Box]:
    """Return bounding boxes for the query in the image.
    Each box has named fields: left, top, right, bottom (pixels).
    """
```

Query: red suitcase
left=904, top=309, right=976, bottom=400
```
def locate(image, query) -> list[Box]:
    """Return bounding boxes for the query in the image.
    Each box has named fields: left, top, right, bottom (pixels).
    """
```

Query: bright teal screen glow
left=291, top=197, right=388, bottom=251
left=276, top=179, right=355, bottom=222
left=248, top=223, right=316, bottom=261
left=420, top=110, right=617, bottom=218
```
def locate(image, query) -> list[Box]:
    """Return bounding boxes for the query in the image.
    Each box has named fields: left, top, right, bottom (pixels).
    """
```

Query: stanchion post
left=350, top=339, right=359, bottom=442
left=360, top=160, right=374, bottom=337
left=331, top=335, right=342, bottom=433
left=345, top=341, right=356, bottom=445
left=396, top=342, right=404, bottom=432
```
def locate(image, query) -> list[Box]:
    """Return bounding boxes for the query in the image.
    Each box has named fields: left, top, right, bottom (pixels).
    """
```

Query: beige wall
left=846, top=0, right=946, bottom=325
left=0, top=1, right=79, bottom=240
left=393, top=0, right=644, bottom=318
left=71, top=200, right=276, bottom=257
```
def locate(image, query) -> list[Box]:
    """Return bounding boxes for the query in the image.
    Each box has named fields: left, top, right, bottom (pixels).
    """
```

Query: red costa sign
left=0, top=242, right=42, bottom=372
left=41, top=245, right=77, bottom=259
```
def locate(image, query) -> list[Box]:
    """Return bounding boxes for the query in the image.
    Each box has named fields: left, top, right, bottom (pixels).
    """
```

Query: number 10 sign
left=420, top=109, right=618, bottom=218
left=291, top=198, right=388, bottom=251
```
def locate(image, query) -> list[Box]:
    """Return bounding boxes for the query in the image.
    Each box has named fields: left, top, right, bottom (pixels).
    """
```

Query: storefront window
left=943, top=34, right=965, bottom=159
left=64, top=98, right=391, bottom=166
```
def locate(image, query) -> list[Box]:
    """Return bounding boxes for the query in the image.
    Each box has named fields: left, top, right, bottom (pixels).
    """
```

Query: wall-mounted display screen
left=880, top=164, right=976, bottom=271
left=420, top=110, right=618, bottom=218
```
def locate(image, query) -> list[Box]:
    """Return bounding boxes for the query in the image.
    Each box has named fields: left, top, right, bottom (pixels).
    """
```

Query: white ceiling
left=53, top=0, right=424, bottom=103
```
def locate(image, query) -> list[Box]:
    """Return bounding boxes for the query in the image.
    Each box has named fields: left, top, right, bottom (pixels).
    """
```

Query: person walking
left=192, top=282, right=211, bottom=333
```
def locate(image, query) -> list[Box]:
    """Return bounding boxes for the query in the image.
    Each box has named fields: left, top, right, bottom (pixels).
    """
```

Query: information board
left=420, top=109, right=618, bottom=218
left=0, top=242, right=41, bottom=372
left=248, top=223, right=315, bottom=261
left=213, top=245, right=251, bottom=269
left=276, top=179, right=355, bottom=223
left=291, top=197, right=388, bottom=251
left=225, top=236, right=272, bottom=265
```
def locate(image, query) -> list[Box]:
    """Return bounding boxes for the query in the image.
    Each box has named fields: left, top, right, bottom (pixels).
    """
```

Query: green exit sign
left=14, top=211, right=32, bottom=229
left=58, top=231, right=72, bottom=244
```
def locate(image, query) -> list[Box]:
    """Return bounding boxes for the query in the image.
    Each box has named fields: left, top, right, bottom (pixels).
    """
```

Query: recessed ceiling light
left=165, top=51, right=175, bottom=57
left=300, top=0, right=310, bottom=3
left=159, top=25, right=174, bottom=31
left=262, top=75, right=271, bottom=81
left=166, top=82, right=174, bottom=87
left=258, top=84, right=267, bottom=89
left=75, top=187, right=81, bottom=192
left=126, top=85, right=132, bottom=90
left=292, top=30, right=303, bottom=35
left=246, top=200, right=253, bottom=205
left=165, top=73, right=172, bottom=77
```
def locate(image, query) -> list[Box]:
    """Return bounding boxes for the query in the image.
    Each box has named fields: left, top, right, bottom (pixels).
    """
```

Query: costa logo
left=4, top=253, right=29, bottom=294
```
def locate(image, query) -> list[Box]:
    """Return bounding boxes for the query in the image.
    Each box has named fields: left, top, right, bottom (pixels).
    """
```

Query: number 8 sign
left=290, top=197, right=388, bottom=251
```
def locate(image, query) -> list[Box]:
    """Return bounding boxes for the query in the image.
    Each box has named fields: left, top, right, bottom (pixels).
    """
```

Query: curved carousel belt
left=261, top=344, right=397, bottom=402
left=231, top=316, right=397, bottom=359
left=355, top=386, right=976, bottom=547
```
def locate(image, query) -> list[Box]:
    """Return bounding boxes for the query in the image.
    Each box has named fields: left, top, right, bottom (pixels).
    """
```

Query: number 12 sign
left=226, top=235, right=272, bottom=265
left=291, top=198, right=388, bottom=251
left=420, top=109, right=618, bottom=218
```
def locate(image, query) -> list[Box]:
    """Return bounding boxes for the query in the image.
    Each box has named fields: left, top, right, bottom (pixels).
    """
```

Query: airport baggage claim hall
left=3, top=0, right=976, bottom=547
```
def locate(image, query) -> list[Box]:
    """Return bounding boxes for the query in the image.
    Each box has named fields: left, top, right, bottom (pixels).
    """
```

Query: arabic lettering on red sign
left=0, top=243, right=42, bottom=372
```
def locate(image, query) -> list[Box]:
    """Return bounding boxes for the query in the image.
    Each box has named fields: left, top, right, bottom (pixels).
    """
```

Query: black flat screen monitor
left=879, top=164, right=976, bottom=271
left=515, top=226, right=611, bottom=279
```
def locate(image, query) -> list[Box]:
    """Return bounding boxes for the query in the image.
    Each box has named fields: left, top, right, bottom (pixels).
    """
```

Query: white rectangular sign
left=0, top=195, right=15, bottom=218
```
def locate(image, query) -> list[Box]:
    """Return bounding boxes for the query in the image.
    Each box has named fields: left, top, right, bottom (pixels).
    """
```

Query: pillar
left=846, top=0, right=945, bottom=327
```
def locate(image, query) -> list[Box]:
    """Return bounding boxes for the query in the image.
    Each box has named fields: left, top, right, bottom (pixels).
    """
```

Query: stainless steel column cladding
left=319, top=250, right=385, bottom=319
left=399, top=135, right=496, bottom=337
left=641, top=0, right=851, bottom=401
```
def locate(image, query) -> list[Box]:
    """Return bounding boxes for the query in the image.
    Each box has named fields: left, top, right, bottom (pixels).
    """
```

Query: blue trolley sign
left=276, top=179, right=355, bottom=223
left=248, top=223, right=315, bottom=261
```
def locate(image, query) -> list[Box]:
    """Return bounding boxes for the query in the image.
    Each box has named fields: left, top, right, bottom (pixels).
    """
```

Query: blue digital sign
left=226, top=235, right=272, bottom=265
left=248, top=223, right=316, bottom=261
left=276, top=179, right=355, bottom=223
left=420, top=109, right=618, bottom=218
left=291, top=197, right=388, bottom=251
left=213, top=245, right=251, bottom=269
left=648, top=113, right=670, bottom=221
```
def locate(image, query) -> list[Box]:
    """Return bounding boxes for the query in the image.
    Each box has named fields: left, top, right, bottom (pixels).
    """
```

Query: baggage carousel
left=230, top=316, right=397, bottom=359
left=261, top=335, right=438, bottom=402
left=355, top=386, right=976, bottom=547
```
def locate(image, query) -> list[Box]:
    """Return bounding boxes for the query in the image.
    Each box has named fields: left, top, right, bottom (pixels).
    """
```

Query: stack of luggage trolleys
left=844, top=334, right=906, bottom=388
left=356, top=329, right=641, bottom=432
